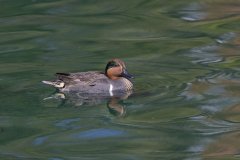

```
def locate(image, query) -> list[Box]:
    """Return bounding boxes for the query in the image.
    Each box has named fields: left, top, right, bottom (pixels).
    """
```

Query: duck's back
left=57, top=71, right=132, bottom=95
left=56, top=71, right=106, bottom=85
left=57, top=71, right=107, bottom=92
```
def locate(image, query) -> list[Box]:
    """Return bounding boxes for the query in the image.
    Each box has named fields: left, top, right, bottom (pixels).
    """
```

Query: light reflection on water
left=0, top=0, right=240, bottom=159
left=71, top=128, right=126, bottom=139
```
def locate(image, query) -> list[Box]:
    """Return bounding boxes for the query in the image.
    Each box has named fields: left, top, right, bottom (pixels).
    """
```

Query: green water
left=0, top=0, right=240, bottom=159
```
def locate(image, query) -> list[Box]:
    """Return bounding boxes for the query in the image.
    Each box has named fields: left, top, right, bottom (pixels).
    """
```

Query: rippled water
left=0, top=0, right=240, bottom=159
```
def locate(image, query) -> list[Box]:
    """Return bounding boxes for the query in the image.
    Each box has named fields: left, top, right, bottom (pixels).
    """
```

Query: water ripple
left=179, top=2, right=206, bottom=21
left=190, top=116, right=240, bottom=135
left=216, top=32, right=237, bottom=44
left=181, top=70, right=240, bottom=114
left=71, top=128, right=126, bottom=139
left=32, top=135, right=49, bottom=146
left=55, top=118, right=81, bottom=130
left=185, top=45, right=223, bottom=64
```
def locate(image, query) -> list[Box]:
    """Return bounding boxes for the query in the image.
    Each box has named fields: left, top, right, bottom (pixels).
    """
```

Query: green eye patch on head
left=105, top=61, right=120, bottom=73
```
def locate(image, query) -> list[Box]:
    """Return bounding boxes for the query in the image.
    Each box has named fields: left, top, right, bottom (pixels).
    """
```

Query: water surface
left=0, top=0, right=240, bottom=159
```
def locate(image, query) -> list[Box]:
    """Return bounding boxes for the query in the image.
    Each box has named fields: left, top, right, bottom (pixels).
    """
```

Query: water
left=0, top=0, right=240, bottom=159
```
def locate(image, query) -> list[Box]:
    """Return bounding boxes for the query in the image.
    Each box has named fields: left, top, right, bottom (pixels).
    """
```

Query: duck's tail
left=42, top=80, right=65, bottom=88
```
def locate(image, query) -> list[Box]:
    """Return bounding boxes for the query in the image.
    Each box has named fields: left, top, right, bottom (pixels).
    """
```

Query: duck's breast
left=110, top=78, right=133, bottom=91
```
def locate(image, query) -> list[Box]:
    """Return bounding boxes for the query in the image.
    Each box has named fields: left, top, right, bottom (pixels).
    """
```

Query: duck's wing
left=56, top=71, right=107, bottom=86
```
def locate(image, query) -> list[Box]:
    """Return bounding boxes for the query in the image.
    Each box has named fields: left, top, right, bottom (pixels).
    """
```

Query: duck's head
left=105, top=59, right=133, bottom=80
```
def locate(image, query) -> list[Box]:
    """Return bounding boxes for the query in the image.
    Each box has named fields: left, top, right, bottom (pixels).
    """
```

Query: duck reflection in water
left=42, top=59, right=134, bottom=117
left=45, top=90, right=132, bottom=117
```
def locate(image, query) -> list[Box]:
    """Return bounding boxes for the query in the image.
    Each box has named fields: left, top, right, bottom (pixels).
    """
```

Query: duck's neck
left=105, top=70, right=120, bottom=80
left=107, top=74, right=120, bottom=80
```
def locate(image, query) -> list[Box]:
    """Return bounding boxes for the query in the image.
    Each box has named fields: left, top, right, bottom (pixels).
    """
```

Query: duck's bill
left=121, top=69, right=134, bottom=79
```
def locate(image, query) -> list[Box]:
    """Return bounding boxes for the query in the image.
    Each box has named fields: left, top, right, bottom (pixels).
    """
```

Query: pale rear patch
left=57, top=82, right=65, bottom=88
left=42, top=80, right=65, bottom=88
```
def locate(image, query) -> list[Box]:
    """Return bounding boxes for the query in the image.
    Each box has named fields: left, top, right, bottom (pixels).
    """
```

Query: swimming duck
left=42, top=59, right=133, bottom=96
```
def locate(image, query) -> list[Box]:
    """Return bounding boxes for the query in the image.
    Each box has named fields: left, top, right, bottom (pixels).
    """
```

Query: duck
left=42, top=59, right=133, bottom=96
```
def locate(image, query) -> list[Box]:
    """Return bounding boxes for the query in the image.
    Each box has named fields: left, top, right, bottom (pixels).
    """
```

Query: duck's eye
left=105, top=61, right=120, bottom=74
left=105, top=61, right=121, bottom=75
left=108, top=61, right=119, bottom=68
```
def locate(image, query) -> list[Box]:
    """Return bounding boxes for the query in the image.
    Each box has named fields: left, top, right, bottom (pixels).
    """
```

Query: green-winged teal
left=42, top=59, right=133, bottom=96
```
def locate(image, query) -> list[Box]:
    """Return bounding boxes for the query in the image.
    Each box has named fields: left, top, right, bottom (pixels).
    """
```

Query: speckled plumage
left=42, top=59, right=133, bottom=96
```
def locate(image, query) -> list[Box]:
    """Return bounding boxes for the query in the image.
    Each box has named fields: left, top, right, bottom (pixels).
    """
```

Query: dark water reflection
left=44, top=90, right=132, bottom=117
left=0, top=0, right=240, bottom=159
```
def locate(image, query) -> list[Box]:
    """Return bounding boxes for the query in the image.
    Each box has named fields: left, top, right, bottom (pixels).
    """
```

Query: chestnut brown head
left=105, top=59, right=133, bottom=80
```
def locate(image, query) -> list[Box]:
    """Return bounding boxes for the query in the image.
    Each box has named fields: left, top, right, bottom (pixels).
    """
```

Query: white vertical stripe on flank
left=109, top=84, right=113, bottom=96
